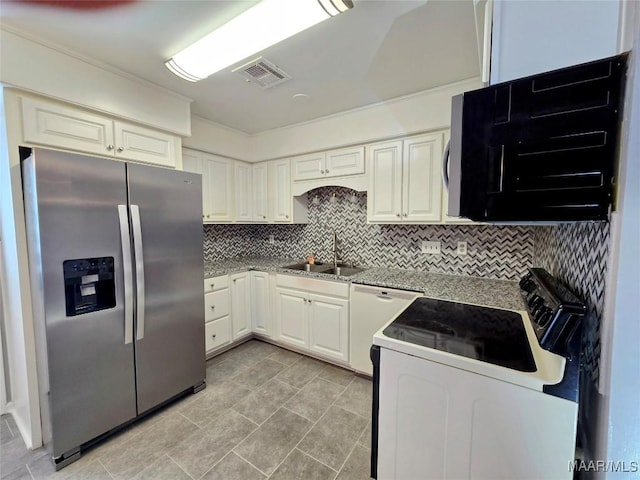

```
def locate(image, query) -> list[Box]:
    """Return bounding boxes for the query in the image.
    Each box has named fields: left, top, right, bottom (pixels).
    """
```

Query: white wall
left=0, top=88, right=42, bottom=448
left=250, top=78, right=480, bottom=161
left=0, top=28, right=192, bottom=136
left=186, top=78, right=481, bottom=162
left=597, top=2, right=640, bottom=476
left=491, top=0, right=621, bottom=83
left=182, top=115, right=251, bottom=160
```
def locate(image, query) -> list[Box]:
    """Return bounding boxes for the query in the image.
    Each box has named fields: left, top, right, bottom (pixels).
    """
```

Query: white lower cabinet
left=276, top=288, right=308, bottom=348
left=274, top=275, right=349, bottom=363
left=251, top=271, right=272, bottom=337
left=204, top=275, right=231, bottom=355
left=308, top=293, right=349, bottom=362
left=230, top=272, right=252, bottom=340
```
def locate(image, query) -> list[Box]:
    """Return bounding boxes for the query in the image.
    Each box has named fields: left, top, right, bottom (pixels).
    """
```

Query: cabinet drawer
left=205, top=317, right=231, bottom=353
left=204, top=275, right=229, bottom=293
left=205, top=289, right=230, bottom=321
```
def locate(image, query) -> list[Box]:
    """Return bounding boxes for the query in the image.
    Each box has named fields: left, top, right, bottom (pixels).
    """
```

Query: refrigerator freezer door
left=127, top=163, right=205, bottom=414
left=23, top=150, right=137, bottom=458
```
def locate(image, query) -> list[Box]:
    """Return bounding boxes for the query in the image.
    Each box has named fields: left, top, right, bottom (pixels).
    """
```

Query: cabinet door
left=292, top=152, right=325, bottom=181
left=308, top=293, right=349, bottom=362
left=367, top=141, right=403, bottom=222
left=230, top=272, right=251, bottom=339
left=325, top=146, right=365, bottom=178
left=275, top=288, right=308, bottom=348
left=251, top=272, right=271, bottom=337
left=204, top=154, right=234, bottom=222
left=235, top=161, right=253, bottom=222
left=114, top=121, right=177, bottom=168
left=21, top=97, right=115, bottom=157
left=182, top=148, right=208, bottom=221
left=252, top=163, right=269, bottom=222
left=402, top=134, right=443, bottom=222
left=271, top=159, right=292, bottom=222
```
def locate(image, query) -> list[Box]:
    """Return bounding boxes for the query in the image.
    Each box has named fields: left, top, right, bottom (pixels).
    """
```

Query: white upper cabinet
left=367, top=140, right=404, bottom=222
left=235, top=161, right=252, bottom=222
left=402, top=134, right=442, bottom=222
left=205, top=154, right=234, bottom=222
left=269, top=159, right=308, bottom=224
left=21, top=96, right=178, bottom=168
left=292, top=146, right=364, bottom=181
left=368, top=133, right=443, bottom=223
left=252, top=162, right=269, bottom=222
left=325, top=146, right=365, bottom=178
left=113, top=121, right=177, bottom=167
left=292, top=152, right=326, bottom=181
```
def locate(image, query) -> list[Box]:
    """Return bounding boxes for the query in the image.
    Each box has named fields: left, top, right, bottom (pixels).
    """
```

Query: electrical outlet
left=421, top=240, right=441, bottom=255
left=457, top=241, right=468, bottom=255
left=268, top=235, right=275, bottom=245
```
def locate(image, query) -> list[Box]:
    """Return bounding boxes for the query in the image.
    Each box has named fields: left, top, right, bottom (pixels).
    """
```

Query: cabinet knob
left=285, top=215, right=289, bottom=219
left=117, top=147, right=124, bottom=153
left=202, top=215, right=205, bottom=219
left=210, top=305, right=215, bottom=310
left=320, top=169, right=324, bottom=174
left=403, top=213, right=408, bottom=217
left=211, top=334, right=216, bottom=339
left=396, top=213, right=401, bottom=217
left=325, top=169, right=329, bottom=174
left=263, top=215, right=266, bottom=219
left=207, top=214, right=210, bottom=219
left=106, top=144, right=114, bottom=151
left=210, top=283, right=214, bottom=288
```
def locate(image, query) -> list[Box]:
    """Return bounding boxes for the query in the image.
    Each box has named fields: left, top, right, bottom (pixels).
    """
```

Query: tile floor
left=0, top=340, right=373, bottom=480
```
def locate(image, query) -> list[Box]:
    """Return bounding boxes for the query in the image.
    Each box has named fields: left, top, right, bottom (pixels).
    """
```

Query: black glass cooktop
left=382, top=297, right=537, bottom=372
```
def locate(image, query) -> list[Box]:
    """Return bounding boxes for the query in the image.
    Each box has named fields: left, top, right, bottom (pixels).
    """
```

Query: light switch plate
left=457, top=241, right=468, bottom=255
left=421, top=241, right=441, bottom=255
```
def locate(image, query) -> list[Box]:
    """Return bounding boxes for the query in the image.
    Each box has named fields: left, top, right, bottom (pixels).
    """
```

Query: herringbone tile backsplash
left=533, top=222, right=610, bottom=386
left=204, top=187, right=537, bottom=281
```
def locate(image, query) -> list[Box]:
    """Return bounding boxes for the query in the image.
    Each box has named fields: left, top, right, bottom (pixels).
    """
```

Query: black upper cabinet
left=457, top=53, right=627, bottom=222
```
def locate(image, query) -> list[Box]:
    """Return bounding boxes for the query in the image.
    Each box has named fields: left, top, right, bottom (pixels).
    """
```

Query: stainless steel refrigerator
left=22, top=148, right=205, bottom=469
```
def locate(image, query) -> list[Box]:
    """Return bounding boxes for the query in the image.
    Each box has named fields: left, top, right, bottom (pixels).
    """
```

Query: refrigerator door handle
left=117, top=205, right=134, bottom=344
left=130, top=205, right=146, bottom=341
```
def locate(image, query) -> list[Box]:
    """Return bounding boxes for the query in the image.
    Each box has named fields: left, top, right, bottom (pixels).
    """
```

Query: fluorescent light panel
left=166, top=0, right=353, bottom=82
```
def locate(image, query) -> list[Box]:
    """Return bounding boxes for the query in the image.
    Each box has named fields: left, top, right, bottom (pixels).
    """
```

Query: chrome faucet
left=332, top=231, right=341, bottom=269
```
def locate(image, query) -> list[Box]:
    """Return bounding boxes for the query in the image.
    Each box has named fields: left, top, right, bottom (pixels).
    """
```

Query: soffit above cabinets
left=2, top=0, right=480, bottom=134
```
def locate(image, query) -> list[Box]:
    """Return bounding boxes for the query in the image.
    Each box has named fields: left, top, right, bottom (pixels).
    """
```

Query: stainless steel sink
left=282, top=262, right=364, bottom=276
left=322, top=266, right=365, bottom=276
left=283, top=262, right=331, bottom=273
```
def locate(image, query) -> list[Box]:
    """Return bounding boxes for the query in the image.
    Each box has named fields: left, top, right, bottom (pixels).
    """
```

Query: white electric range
left=370, top=268, right=586, bottom=480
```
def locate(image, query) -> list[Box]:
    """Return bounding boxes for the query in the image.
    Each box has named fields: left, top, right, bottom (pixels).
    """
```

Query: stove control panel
left=519, top=268, right=586, bottom=358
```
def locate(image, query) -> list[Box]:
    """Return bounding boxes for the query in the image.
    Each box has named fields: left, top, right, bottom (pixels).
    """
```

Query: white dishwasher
left=349, top=284, right=421, bottom=375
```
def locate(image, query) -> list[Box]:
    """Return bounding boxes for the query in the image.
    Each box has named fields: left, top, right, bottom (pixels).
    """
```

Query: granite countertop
left=204, top=256, right=526, bottom=311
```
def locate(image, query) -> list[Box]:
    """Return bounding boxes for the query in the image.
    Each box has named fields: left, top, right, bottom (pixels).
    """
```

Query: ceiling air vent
left=233, top=57, right=291, bottom=89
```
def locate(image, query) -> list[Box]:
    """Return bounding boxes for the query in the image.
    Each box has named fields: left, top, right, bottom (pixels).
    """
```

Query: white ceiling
left=1, top=0, right=480, bottom=134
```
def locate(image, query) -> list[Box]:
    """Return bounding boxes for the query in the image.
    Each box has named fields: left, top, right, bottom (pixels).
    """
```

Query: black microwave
left=445, top=53, right=627, bottom=222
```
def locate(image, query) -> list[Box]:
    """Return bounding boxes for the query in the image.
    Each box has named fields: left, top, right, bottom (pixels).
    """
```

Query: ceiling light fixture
left=165, top=0, right=354, bottom=82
